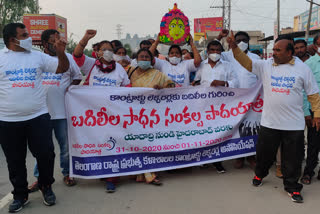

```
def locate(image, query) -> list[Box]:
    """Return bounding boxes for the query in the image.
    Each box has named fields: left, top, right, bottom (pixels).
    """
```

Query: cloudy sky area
left=39, top=0, right=312, bottom=45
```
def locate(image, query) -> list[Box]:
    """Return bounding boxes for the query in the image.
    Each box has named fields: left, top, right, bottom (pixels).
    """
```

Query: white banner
left=66, top=83, right=263, bottom=179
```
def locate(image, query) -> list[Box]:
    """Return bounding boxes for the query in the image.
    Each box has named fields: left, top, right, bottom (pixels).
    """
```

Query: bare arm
left=73, top=30, right=97, bottom=57
left=54, top=33, right=70, bottom=74
left=189, top=35, right=201, bottom=67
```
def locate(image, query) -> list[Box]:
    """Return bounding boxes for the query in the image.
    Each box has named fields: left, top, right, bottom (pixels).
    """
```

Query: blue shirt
left=304, top=54, right=320, bottom=116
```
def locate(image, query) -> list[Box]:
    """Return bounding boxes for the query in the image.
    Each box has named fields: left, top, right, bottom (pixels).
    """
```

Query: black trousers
left=303, top=112, right=320, bottom=177
left=255, top=126, right=304, bottom=193
left=0, top=113, right=55, bottom=200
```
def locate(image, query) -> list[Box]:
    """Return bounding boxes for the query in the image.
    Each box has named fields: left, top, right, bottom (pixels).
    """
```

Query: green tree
left=0, top=0, right=39, bottom=37
left=124, top=44, right=132, bottom=57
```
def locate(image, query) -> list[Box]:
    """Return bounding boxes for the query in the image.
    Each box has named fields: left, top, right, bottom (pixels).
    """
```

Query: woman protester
left=113, top=46, right=131, bottom=71
left=73, top=30, right=130, bottom=193
left=127, top=48, right=175, bottom=185
left=149, top=34, right=201, bottom=87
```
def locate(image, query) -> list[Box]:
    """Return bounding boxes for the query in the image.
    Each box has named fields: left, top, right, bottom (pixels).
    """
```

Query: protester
left=73, top=30, right=130, bottom=87
left=294, top=39, right=310, bottom=62
left=227, top=30, right=320, bottom=203
left=131, top=40, right=153, bottom=66
left=113, top=46, right=131, bottom=71
left=300, top=34, right=320, bottom=185
left=193, top=40, right=238, bottom=173
left=111, top=40, right=123, bottom=50
left=28, top=29, right=82, bottom=193
left=218, top=30, right=260, bottom=169
left=0, top=23, right=70, bottom=212
left=92, top=42, right=100, bottom=58
left=73, top=30, right=130, bottom=193
left=149, top=34, right=201, bottom=87
left=127, top=48, right=174, bottom=185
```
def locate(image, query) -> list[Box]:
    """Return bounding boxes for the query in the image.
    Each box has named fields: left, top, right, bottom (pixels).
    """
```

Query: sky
left=39, top=0, right=312, bottom=45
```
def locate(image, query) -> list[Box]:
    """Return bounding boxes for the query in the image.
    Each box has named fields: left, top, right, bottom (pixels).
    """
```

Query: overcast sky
left=39, top=0, right=311, bottom=45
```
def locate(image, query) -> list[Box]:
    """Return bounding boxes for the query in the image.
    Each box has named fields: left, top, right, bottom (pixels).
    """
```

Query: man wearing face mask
left=73, top=30, right=130, bottom=87
left=218, top=30, right=260, bottom=169
left=193, top=40, right=238, bottom=173
left=28, top=29, right=82, bottom=193
left=0, top=23, right=69, bottom=212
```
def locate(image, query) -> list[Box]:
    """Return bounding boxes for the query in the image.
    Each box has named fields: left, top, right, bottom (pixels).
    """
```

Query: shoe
left=28, top=181, right=39, bottom=193
left=252, top=176, right=263, bottom=187
left=300, top=174, right=311, bottom=185
left=317, top=172, right=320, bottom=180
left=234, top=159, right=244, bottom=169
left=288, top=192, right=303, bottom=203
left=214, top=163, right=226, bottom=173
left=106, top=181, right=116, bottom=193
left=276, top=165, right=283, bottom=178
left=63, top=176, right=77, bottom=187
left=40, top=186, right=56, bottom=206
left=8, top=198, right=29, bottom=213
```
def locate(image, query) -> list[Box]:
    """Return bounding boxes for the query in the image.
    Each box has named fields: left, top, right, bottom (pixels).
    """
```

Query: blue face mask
left=138, top=61, right=151, bottom=70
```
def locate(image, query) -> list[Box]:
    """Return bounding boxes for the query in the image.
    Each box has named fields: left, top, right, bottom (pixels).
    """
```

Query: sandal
left=63, top=176, right=77, bottom=187
left=150, top=179, right=162, bottom=186
left=300, top=175, right=311, bottom=185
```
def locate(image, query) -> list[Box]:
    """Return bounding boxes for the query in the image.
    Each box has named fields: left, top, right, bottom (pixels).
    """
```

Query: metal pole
left=305, top=0, right=313, bottom=41
left=277, top=0, right=280, bottom=35
left=222, top=0, right=225, bottom=29
left=228, top=0, right=231, bottom=30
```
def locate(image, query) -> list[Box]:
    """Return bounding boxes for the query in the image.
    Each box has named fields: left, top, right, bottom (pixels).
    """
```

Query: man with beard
left=294, top=39, right=310, bottom=62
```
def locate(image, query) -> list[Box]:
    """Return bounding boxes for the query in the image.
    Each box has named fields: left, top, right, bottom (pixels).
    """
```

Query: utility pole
left=35, top=0, right=40, bottom=13
left=277, top=0, right=280, bottom=36
left=305, top=0, right=320, bottom=41
left=210, top=0, right=231, bottom=29
left=116, top=24, right=123, bottom=40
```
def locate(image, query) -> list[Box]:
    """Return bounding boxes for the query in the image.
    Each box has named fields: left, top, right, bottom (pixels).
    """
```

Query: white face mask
left=318, top=47, right=320, bottom=53
left=113, top=54, right=126, bottom=62
left=209, top=53, right=221, bottom=62
left=169, top=57, right=181, bottom=65
left=16, top=37, right=32, bottom=52
left=103, top=50, right=114, bottom=62
left=238, top=41, right=249, bottom=52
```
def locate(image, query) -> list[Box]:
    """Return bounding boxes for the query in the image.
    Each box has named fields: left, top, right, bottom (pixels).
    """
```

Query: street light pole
left=305, top=0, right=314, bottom=41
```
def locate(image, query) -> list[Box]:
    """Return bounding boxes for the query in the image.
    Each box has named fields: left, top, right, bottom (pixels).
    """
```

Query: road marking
left=0, top=192, right=12, bottom=210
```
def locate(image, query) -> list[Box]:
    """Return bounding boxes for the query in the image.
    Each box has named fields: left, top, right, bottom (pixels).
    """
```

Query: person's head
left=207, top=40, right=224, bottom=62
left=111, top=40, right=122, bottom=50
left=97, top=40, right=114, bottom=62
left=168, top=45, right=182, bottom=65
left=275, top=35, right=294, bottom=44
left=92, top=43, right=99, bottom=52
left=251, top=49, right=263, bottom=58
left=139, top=40, right=152, bottom=49
left=148, top=38, right=155, bottom=44
left=273, top=39, right=294, bottom=64
left=294, top=39, right=308, bottom=59
left=114, top=46, right=127, bottom=56
left=182, top=49, right=189, bottom=55
left=313, top=34, right=320, bottom=53
left=183, top=51, right=194, bottom=60
left=3, top=23, right=31, bottom=52
left=41, top=29, right=60, bottom=56
left=136, top=48, right=153, bottom=70
left=235, top=31, right=250, bottom=52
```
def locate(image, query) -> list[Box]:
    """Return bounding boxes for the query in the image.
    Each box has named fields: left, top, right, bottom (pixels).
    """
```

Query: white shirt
left=0, top=48, right=58, bottom=122
left=222, top=51, right=261, bottom=88
left=80, top=56, right=130, bottom=87
left=252, top=57, right=319, bottom=130
left=153, top=58, right=197, bottom=87
left=194, top=59, right=239, bottom=88
left=42, top=53, right=82, bottom=120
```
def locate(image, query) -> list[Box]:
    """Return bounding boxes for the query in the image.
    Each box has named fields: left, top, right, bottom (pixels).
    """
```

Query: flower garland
left=159, top=3, right=190, bottom=45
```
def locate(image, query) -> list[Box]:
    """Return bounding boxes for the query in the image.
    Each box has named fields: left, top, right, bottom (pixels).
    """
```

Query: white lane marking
left=0, top=192, right=12, bottom=210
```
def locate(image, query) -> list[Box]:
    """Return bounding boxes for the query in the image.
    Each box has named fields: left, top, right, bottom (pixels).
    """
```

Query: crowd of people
left=1, top=22, right=320, bottom=213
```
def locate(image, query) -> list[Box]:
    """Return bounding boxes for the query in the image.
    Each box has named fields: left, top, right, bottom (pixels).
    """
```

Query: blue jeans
left=34, top=119, right=69, bottom=177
